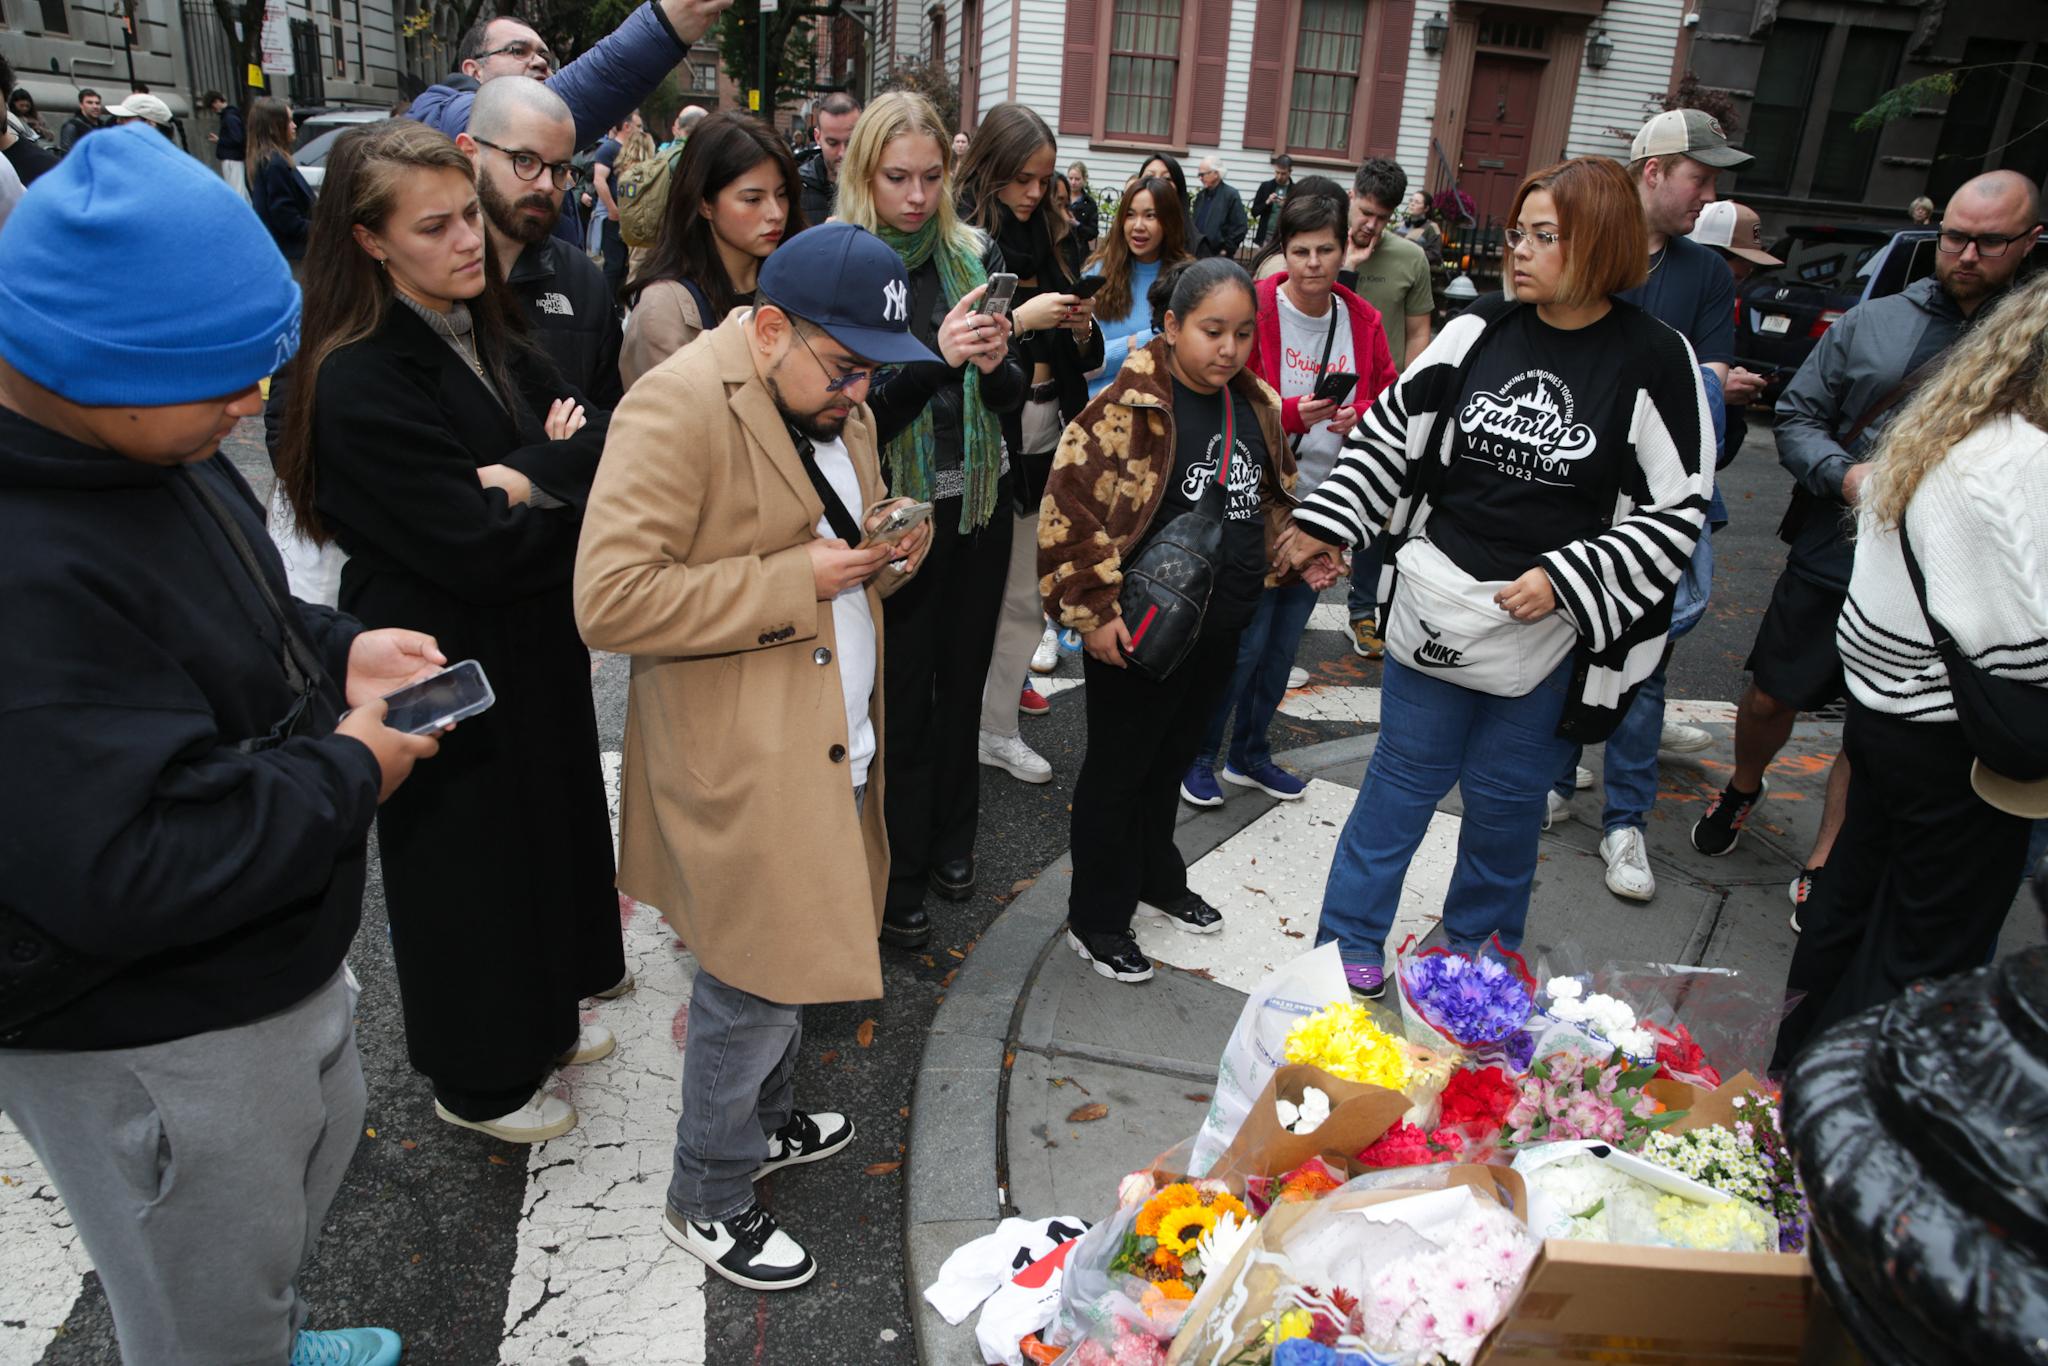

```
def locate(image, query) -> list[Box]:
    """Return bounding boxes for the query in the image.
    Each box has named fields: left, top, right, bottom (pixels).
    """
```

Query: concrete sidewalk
left=902, top=720, right=2044, bottom=1364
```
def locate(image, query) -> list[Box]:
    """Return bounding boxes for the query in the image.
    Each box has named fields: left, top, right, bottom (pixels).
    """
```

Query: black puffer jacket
left=865, top=235, right=1027, bottom=496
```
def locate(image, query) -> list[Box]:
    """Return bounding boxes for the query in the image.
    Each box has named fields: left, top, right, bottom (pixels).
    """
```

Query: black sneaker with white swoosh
left=755, top=1110, right=855, bottom=1180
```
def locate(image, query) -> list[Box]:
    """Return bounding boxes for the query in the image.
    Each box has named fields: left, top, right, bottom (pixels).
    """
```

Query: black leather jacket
left=866, top=236, right=1027, bottom=494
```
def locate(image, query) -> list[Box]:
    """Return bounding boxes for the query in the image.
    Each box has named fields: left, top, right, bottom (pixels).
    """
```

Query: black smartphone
left=1314, top=370, right=1359, bottom=403
left=379, top=659, right=495, bottom=735
left=1067, top=275, right=1107, bottom=299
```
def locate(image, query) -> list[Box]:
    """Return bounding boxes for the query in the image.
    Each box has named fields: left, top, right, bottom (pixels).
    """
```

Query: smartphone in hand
left=1067, top=276, right=1106, bottom=299
left=1314, top=370, right=1359, bottom=403
left=865, top=500, right=935, bottom=548
left=379, top=660, right=495, bottom=735
left=978, top=272, right=1019, bottom=322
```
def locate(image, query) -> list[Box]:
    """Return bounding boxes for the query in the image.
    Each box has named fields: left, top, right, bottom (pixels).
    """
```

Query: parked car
left=292, top=107, right=390, bottom=192
left=1732, top=223, right=1893, bottom=405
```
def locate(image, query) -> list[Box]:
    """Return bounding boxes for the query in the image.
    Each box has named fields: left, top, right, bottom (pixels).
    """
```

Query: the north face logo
left=881, top=278, right=908, bottom=322
left=536, top=292, right=574, bottom=317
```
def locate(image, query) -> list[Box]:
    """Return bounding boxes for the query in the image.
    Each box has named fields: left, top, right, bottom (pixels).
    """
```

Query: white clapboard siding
left=1566, top=0, right=1685, bottom=160
left=1009, top=0, right=1067, bottom=131
left=979, top=0, right=1015, bottom=116
left=1396, top=10, right=1445, bottom=189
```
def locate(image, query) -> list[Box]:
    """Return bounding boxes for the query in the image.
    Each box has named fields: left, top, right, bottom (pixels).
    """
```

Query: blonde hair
left=835, top=90, right=980, bottom=259
left=616, top=129, right=657, bottom=176
left=1864, top=271, right=2048, bottom=527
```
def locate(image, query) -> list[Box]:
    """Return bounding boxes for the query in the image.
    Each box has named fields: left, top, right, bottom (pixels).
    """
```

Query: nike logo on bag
left=1412, top=621, right=1466, bottom=668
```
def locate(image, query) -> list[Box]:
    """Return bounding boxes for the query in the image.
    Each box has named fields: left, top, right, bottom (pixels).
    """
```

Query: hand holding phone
left=864, top=499, right=934, bottom=548
left=977, top=272, right=1018, bottom=322
left=1068, top=276, right=1106, bottom=299
left=377, top=659, right=496, bottom=735
left=1314, top=370, right=1359, bottom=403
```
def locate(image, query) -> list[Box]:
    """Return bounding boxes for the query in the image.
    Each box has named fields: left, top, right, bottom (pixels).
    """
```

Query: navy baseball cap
left=757, top=222, right=941, bottom=366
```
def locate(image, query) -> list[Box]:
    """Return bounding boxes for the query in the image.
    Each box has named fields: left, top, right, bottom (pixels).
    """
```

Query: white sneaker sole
left=1603, top=869, right=1656, bottom=902
left=754, top=1123, right=855, bottom=1180
left=591, top=971, right=634, bottom=1000
left=1659, top=728, right=1715, bottom=755
left=1178, top=782, right=1225, bottom=808
left=1066, top=929, right=1153, bottom=982
left=978, top=750, right=1053, bottom=784
left=1030, top=656, right=1059, bottom=675
left=435, top=1099, right=578, bottom=1144
left=1220, top=768, right=1306, bottom=801
left=1135, top=902, right=1225, bottom=935
left=557, top=1032, right=616, bottom=1066
left=661, top=1216, right=817, bottom=1292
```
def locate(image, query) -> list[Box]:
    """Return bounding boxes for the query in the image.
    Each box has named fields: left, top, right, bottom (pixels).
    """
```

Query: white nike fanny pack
left=1384, top=536, right=1578, bottom=697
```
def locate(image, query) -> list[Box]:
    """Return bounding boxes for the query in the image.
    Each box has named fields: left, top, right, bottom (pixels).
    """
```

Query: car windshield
left=1771, top=233, right=1887, bottom=291
left=295, top=127, right=350, bottom=168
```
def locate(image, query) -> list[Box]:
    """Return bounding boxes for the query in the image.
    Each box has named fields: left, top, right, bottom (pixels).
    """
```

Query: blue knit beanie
left=0, top=124, right=300, bottom=405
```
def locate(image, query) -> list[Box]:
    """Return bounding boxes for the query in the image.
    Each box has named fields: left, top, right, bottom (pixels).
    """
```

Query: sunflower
left=1155, top=1202, right=1218, bottom=1257
left=1134, top=1183, right=1198, bottom=1238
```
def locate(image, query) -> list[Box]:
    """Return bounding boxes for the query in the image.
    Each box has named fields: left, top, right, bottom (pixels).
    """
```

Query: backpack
left=619, top=143, right=685, bottom=251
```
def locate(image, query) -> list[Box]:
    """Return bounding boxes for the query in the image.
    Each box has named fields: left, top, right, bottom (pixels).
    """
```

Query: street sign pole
left=759, top=0, right=777, bottom=129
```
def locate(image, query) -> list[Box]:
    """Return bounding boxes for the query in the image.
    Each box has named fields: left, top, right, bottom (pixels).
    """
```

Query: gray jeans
left=668, top=785, right=862, bottom=1223
left=0, top=967, right=364, bottom=1365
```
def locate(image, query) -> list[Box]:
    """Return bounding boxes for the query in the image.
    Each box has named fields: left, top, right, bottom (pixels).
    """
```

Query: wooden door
left=1460, top=55, right=1541, bottom=224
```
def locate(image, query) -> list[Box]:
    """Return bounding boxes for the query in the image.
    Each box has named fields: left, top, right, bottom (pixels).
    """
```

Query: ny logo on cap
left=882, top=279, right=908, bottom=323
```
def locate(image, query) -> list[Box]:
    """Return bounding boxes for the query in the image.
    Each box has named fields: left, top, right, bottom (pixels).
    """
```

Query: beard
left=766, top=368, right=851, bottom=442
left=479, top=173, right=559, bottom=245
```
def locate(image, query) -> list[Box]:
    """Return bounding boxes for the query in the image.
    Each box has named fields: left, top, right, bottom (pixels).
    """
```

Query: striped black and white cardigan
left=1294, top=293, right=1714, bottom=741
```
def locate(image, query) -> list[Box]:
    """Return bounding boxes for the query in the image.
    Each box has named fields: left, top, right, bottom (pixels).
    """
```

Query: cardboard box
left=1473, top=1238, right=1816, bottom=1365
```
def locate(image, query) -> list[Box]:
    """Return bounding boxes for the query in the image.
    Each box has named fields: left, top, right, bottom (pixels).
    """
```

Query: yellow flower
left=1283, top=1002, right=1413, bottom=1092
left=1155, top=1202, right=1219, bottom=1256
left=1136, top=1183, right=1198, bottom=1238
left=1272, top=1308, right=1314, bottom=1342
left=1207, top=1191, right=1250, bottom=1225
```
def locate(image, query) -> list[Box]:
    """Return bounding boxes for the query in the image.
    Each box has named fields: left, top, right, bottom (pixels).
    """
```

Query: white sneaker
left=1030, top=625, right=1060, bottom=674
left=591, top=969, right=634, bottom=1000
left=663, top=1203, right=816, bottom=1291
left=1573, top=766, right=1595, bottom=791
left=435, top=1089, right=578, bottom=1143
left=1660, top=721, right=1713, bottom=755
left=556, top=1023, right=615, bottom=1065
left=977, top=729, right=1052, bottom=784
left=1543, top=791, right=1571, bottom=830
left=1599, top=828, right=1656, bottom=901
left=1286, top=666, right=1309, bottom=690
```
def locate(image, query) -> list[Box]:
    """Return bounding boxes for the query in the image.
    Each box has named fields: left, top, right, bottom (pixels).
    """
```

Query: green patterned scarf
left=875, top=217, right=1004, bottom=531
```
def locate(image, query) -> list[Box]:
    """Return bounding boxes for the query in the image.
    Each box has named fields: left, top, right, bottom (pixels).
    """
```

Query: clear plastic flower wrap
left=1513, top=1141, right=1780, bottom=1254
left=1393, top=934, right=1537, bottom=1072
left=1525, top=952, right=1793, bottom=1083
left=1188, top=945, right=1351, bottom=1177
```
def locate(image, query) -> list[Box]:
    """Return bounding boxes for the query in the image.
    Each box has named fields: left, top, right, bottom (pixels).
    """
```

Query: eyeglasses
left=788, top=321, right=899, bottom=393
left=1935, top=225, right=2041, bottom=258
left=1505, top=227, right=1566, bottom=251
left=475, top=38, right=553, bottom=69
left=471, top=137, right=576, bottom=191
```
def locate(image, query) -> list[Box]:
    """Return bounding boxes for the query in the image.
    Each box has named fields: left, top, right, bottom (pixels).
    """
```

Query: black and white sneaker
left=663, top=1202, right=816, bottom=1291
left=756, top=1111, right=855, bottom=1180
left=1067, top=928, right=1154, bottom=983
left=1136, top=891, right=1225, bottom=935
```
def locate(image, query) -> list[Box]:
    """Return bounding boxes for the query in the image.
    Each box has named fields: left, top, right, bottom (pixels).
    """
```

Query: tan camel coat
left=574, top=312, right=909, bottom=1005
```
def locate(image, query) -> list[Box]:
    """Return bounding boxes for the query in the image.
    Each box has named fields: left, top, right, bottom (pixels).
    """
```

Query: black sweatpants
left=1068, top=626, right=1242, bottom=936
left=1771, top=699, right=2032, bottom=1068
left=882, top=486, right=1013, bottom=916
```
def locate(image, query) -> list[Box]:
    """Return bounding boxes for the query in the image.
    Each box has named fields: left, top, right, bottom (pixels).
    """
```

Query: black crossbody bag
left=1897, top=520, right=2048, bottom=783
left=1116, top=388, right=1237, bottom=681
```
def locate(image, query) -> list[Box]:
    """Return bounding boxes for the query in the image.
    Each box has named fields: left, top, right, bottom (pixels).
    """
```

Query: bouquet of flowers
left=1650, top=1021, right=1722, bottom=1089
left=1535, top=977, right=1656, bottom=1061
left=1108, top=1181, right=1254, bottom=1309
left=1284, top=1002, right=1413, bottom=1093
left=1046, top=1177, right=1255, bottom=1354
left=1246, top=1158, right=1348, bottom=1214
left=1356, top=1121, right=1466, bottom=1169
left=1515, top=1144, right=1778, bottom=1254
left=1500, top=1049, right=1680, bottom=1148
left=1636, top=1089, right=1808, bottom=1252
left=1395, top=940, right=1536, bottom=1066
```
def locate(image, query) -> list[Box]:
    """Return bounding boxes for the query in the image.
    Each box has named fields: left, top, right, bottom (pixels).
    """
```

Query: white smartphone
left=865, top=500, right=934, bottom=548
left=978, top=272, right=1018, bottom=322
left=379, top=659, right=495, bottom=735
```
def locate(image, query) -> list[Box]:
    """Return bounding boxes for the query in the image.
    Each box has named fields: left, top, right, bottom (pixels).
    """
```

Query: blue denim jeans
left=1196, top=579, right=1319, bottom=773
left=1345, top=538, right=1385, bottom=622
left=1552, top=661, right=1668, bottom=832
left=1316, top=655, right=1576, bottom=967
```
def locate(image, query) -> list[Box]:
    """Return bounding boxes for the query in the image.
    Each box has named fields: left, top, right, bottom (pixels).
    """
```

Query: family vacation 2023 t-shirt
left=1137, top=377, right=1270, bottom=633
left=1426, top=306, right=1640, bottom=584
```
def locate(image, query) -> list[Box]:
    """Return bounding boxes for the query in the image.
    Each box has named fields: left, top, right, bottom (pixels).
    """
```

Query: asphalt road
left=29, top=415, right=1799, bottom=1366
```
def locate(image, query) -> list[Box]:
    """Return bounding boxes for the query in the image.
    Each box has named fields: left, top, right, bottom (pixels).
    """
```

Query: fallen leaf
left=856, top=1019, right=876, bottom=1048
left=400, top=1139, right=418, bottom=1151
left=364, top=1127, right=377, bottom=1139
left=1011, top=878, right=1036, bottom=894
left=1067, top=1102, right=1110, bottom=1123
left=864, top=1161, right=903, bottom=1176
left=918, top=954, right=936, bottom=968
left=941, top=969, right=958, bottom=988
left=1242, top=885, right=1268, bottom=897
left=820, top=1050, right=840, bottom=1065
left=1282, top=929, right=1305, bottom=938
left=898, top=1106, right=911, bottom=1118
left=1004, top=1051, right=1017, bottom=1069
left=1183, top=965, right=1217, bottom=981
left=1185, top=1093, right=1212, bottom=1103
left=411, top=1252, right=423, bottom=1264
left=488, top=1155, right=512, bottom=1166
left=947, top=948, right=966, bottom=960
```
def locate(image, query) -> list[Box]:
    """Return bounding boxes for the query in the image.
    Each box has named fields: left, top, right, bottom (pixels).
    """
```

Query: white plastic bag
left=1187, top=943, right=1349, bottom=1177
left=923, top=1215, right=1092, bottom=1365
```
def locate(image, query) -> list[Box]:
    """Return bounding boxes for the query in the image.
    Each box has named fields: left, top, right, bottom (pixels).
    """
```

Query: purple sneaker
left=1344, top=964, right=1386, bottom=999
